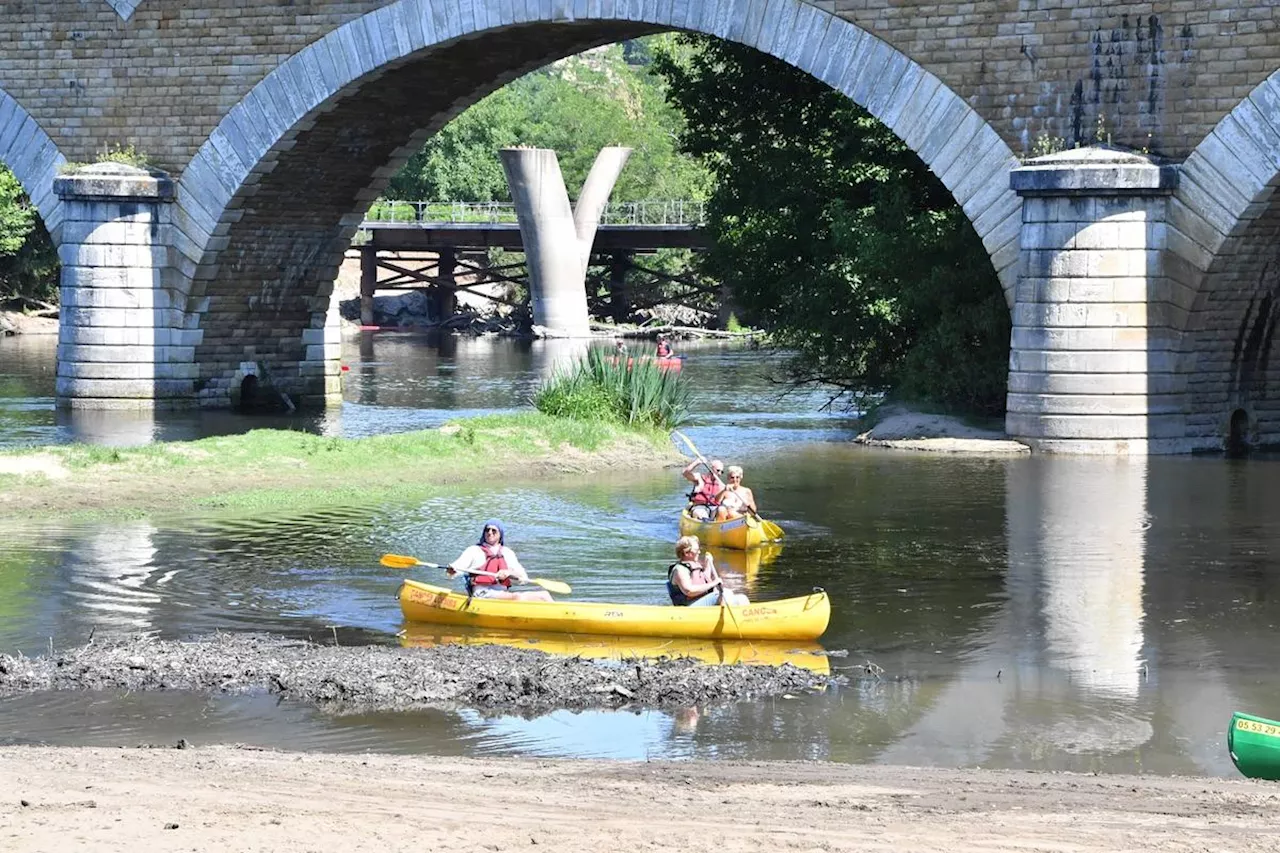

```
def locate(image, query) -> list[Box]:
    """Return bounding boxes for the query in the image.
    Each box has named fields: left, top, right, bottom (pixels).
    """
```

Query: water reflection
left=66, top=521, right=164, bottom=631
left=398, top=624, right=829, bottom=673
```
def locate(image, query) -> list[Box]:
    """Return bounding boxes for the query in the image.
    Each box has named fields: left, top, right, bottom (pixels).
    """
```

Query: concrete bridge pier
left=500, top=146, right=631, bottom=338
left=1007, top=149, right=1185, bottom=454
left=53, top=163, right=200, bottom=410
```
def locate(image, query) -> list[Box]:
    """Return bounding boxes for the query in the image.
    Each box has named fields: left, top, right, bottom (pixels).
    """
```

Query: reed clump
left=534, top=346, right=692, bottom=430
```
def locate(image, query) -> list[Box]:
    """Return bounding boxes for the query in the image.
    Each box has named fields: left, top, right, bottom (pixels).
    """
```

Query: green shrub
left=534, top=346, right=691, bottom=430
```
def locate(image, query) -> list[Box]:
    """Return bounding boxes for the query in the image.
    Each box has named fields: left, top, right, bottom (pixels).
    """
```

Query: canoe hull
left=1229, top=711, right=1280, bottom=781
left=399, top=626, right=830, bottom=674
left=678, top=509, right=767, bottom=550
left=608, top=356, right=683, bottom=370
left=398, top=579, right=830, bottom=641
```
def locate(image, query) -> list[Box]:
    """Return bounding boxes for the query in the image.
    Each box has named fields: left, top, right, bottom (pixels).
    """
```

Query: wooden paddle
left=380, top=554, right=572, bottom=595
left=671, top=430, right=785, bottom=540
left=717, top=581, right=744, bottom=639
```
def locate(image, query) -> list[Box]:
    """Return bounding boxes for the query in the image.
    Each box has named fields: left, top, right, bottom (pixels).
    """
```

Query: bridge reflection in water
left=874, top=459, right=1153, bottom=766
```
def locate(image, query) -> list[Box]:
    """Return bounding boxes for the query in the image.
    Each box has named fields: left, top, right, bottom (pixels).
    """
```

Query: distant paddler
left=446, top=520, right=554, bottom=602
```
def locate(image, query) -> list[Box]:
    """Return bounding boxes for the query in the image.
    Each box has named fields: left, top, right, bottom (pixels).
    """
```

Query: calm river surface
left=2, top=331, right=1279, bottom=776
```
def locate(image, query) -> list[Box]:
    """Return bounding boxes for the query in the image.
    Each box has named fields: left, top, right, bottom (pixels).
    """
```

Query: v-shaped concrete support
left=500, top=146, right=631, bottom=338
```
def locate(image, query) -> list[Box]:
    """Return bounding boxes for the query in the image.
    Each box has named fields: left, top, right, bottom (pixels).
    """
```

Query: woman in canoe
left=445, top=520, right=553, bottom=602
left=656, top=336, right=673, bottom=358
left=667, top=535, right=749, bottom=607
left=715, top=465, right=758, bottom=522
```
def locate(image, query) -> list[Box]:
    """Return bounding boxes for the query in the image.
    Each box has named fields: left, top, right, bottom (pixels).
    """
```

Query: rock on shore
left=0, top=634, right=834, bottom=713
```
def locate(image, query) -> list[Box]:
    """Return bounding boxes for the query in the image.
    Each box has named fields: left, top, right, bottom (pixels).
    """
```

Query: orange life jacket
left=468, top=544, right=512, bottom=590
left=689, top=473, right=720, bottom=506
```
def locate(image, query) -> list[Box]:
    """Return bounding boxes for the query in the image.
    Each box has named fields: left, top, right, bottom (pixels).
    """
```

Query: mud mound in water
left=0, top=634, right=834, bottom=713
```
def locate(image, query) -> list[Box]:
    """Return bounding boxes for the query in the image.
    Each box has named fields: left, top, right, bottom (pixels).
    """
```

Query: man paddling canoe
left=446, top=520, right=554, bottom=602
left=682, top=457, right=725, bottom=521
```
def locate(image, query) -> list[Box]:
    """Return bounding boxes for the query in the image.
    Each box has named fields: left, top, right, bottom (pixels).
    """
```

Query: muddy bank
left=0, top=634, right=833, bottom=713
left=1, top=746, right=1274, bottom=853
left=855, top=406, right=1029, bottom=454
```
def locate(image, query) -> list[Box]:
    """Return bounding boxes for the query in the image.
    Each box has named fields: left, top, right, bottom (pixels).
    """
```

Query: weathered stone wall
left=1, top=1, right=1277, bottom=173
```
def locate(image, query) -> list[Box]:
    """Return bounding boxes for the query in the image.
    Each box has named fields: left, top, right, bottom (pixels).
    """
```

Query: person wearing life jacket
left=445, top=520, right=553, bottom=602
left=667, top=535, right=749, bottom=607
left=656, top=337, right=673, bottom=358
left=715, top=465, right=758, bottom=522
left=682, top=458, right=725, bottom=521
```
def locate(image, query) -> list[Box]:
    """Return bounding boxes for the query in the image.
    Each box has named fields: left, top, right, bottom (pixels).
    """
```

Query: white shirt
left=450, top=544, right=527, bottom=579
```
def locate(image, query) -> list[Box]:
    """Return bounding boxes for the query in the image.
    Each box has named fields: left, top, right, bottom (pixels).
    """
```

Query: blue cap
left=478, top=520, right=505, bottom=545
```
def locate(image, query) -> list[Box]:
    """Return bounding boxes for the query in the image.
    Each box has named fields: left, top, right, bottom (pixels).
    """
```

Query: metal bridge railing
left=363, top=200, right=706, bottom=226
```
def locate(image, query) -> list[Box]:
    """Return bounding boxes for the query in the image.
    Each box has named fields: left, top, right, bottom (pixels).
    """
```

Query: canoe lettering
left=1236, top=718, right=1280, bottom=737
left=740, top=606, right=778, bottom=618
left=602, top=610, right=624, bottom=618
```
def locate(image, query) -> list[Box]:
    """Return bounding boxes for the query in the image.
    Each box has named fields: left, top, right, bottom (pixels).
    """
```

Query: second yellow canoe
left=399, top=579, right=830, bottom=641
left=678, top=509, right=772, bottom=550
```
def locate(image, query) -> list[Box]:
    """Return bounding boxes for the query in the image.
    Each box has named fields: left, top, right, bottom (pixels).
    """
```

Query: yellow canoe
left=678, top=509, right=772, bottom=550
left=398, top=579, right=830, bottom=641
left=399, top=625, right=830, bottom=674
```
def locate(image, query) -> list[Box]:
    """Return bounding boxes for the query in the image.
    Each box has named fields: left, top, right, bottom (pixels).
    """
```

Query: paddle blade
left=531, top=578, right=572, bottom=595
left=672, top=429, right=703, bottom=461
left=761, top=519, right=785, bottom=540
left=380, top=553, right=424, bottom=569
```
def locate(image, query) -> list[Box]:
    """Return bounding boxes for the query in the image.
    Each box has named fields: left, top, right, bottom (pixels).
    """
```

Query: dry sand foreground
left=1, top=746, right=1276, bottom=852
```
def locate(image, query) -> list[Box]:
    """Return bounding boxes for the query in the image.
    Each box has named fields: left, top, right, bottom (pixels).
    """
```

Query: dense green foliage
left=387, top=41, right=710, bottom=204
left=652, top=37, right=1011, bottom=415
left=0, top=165, right=58, bottom=303
left=535, top=347, right=692, bottom=430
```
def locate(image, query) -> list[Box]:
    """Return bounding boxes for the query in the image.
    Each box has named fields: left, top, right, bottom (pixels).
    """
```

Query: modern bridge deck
left=359, top=221, right=709, bottom=252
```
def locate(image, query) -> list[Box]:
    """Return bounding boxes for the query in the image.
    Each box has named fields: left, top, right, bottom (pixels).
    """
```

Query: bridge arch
left=1168, top=69, right=1280, bottom=448
left=0, top=88, right=68, bottom=239
left=174, top=0, right=1022, bottom=405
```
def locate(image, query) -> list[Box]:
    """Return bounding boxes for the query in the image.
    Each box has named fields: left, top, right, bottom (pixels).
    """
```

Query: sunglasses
left=484, top=527, right=500, bottom=534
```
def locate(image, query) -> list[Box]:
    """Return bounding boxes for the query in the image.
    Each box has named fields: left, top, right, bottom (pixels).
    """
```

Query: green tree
left=387, top=41, right=711, bottom=204
left=652, top=36, right=1010, bottom=416
left=0, top=165, right=57, bottom=303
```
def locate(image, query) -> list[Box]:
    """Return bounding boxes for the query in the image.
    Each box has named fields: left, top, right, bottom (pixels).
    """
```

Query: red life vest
left=689, top=473, right=720, bottom=506
left=656, top=342, right=672, bottom=357
left=469, top=544, right=512, bottom=588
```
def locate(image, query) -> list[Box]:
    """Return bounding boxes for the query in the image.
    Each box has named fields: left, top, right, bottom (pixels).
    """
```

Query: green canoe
left=1228, top=711, right=1280, bottom=780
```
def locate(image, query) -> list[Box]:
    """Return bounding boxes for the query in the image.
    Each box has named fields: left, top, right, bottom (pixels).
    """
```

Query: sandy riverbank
left=855, top=406, right=1029, bottom=454
left=0, top=745, right=1274, bottom=852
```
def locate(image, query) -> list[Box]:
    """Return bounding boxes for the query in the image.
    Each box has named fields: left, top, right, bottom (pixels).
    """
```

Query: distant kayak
left=609, top=355, right=683, bottom=371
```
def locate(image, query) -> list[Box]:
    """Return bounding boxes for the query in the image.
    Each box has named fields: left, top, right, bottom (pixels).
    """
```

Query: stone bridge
left=7, top=0, right=1280, bottom=453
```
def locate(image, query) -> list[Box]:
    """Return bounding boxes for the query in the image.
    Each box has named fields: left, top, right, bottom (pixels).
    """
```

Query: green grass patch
left=534, top=346, right=692, bottom=430
left=0, top=412, right=678, bottom=519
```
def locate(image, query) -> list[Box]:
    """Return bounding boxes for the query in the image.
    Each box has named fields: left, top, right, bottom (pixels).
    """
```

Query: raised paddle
left=379, top=553, right=572, bottom=595
left=671, top=430, right=785, bottom=541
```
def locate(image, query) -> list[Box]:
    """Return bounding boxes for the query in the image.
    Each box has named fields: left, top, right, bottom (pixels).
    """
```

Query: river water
left=2, top=331, right=1279, bottom=775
